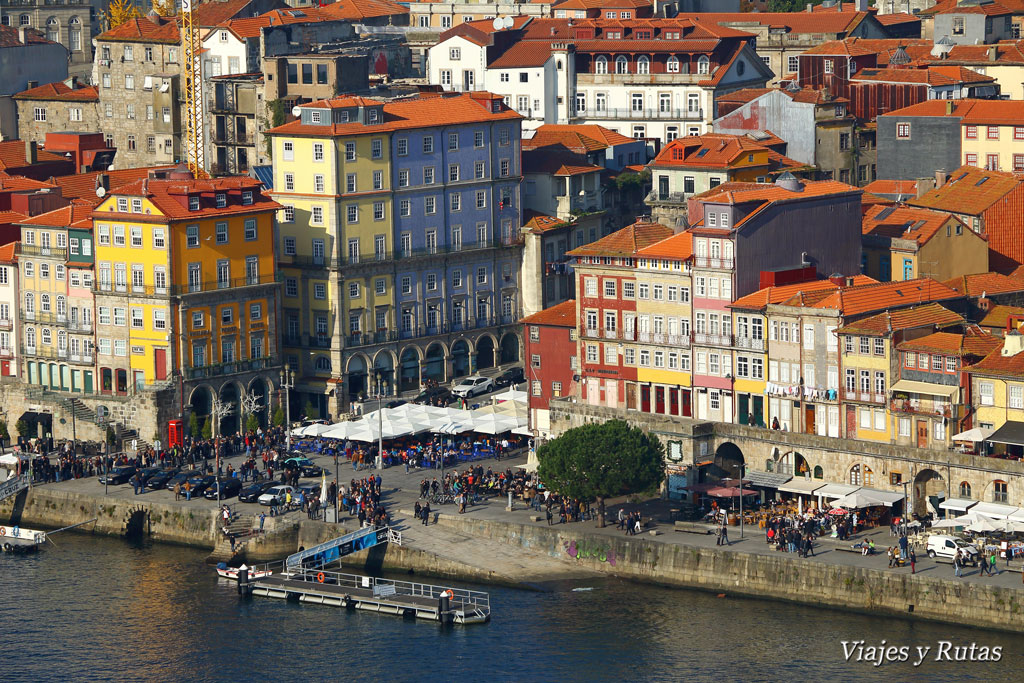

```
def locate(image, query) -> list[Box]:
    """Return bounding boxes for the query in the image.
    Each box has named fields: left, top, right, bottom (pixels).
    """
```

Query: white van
left=926, top=534, right=980, bottom=565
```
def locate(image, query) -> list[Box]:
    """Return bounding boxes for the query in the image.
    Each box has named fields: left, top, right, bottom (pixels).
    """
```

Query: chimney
left=915, top=177, right=935, bottom=198
left=945, top=100, right=954, bottom=115
left=17, top=26, right=27, bottom=45
left=25, top=140, right=36, bottom=165
left=978, top=296, right=993, bottom=313
left=96, top=173, right=109, bottom=191
left=837, top=1, right=843, bottom=11
left=1002, top=329, right=1024, bottom=357
left=828, top=273, right=847, bottom=287
left=807, top=3, right=813, bottom=12
left=856, top=0, right=868, bottom=10
left=988, top=45, right=998, bottom=62
left=935, top=168, right=948, bottom=188
left=26, top=80, right=38, bottom=90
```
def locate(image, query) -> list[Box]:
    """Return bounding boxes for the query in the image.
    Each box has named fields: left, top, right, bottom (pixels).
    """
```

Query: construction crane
left=181, top=0, right=208, bottom=178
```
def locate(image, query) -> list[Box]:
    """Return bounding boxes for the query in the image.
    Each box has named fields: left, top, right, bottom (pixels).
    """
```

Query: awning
left=969, top=502, right=1020, bottom=520
left=1009, top=508, right=1024, bottom=523
left=939, top=497, right=978, bottom=512
left=777, top=478, right=823, bottom=495
left=815, top=483, right=861, bottom=499
left=890, top=379, right=958, bottom=398
left=856, top=487, right=905, bottom=505
left=987, top=420, right=1024, bottom=447
left=951, top=427, right=993, bottom=442
left=745, top=470, right=792, bottom=489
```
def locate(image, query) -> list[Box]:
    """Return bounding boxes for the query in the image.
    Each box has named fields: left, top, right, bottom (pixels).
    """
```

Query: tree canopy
left=106, top=0, right=141, bottom=29
left=538, top=420, right=664, bottom=525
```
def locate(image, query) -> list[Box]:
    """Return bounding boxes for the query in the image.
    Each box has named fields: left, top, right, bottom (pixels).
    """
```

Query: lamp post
left=739, top=462, right=745, bottom=539
left=373, top=371, right=387, bottom=470
left=902, top=480, right=910, bottom=536
left=281, top=363, right=295, bottom=452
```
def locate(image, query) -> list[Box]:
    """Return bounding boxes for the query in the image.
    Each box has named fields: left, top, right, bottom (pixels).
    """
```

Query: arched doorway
left=373, top=351, right=395, bottom=396
left=451, top=340, right=470, bottom=378
left=499, top=332, right=519, bottom=364
left=913, top=468, right=945, bottom=517
left=476, top=336, right=495, bottom=371
left=347, top=355, right=368, bottom=403
left=714, top=442, right=745, bottom=479
left=423, top=343, right=446, bottom=385
left=189, top=385, right=213, bottom=437
left=247, top=378, right=270, bottom=429
left=219, top=383, right=241, bottom=436
left=399, top=347, right=420, bottom=393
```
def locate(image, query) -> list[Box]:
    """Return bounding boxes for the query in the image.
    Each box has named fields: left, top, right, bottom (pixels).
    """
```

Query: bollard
left=507, top=491, right=514, bottom=511
left=237, top=565, right=249, bottom=596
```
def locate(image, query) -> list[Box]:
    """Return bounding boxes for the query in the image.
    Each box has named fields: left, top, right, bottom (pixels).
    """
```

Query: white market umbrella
left=951, top=427, right=994, bottom=442
left=320, top=422, right=351, bottom=439
left=967, top=517, right=1000, bottom=533
left=493, top=388, right=527, bottom=404
left=0, top=453, right=20, bottom=467
left=830, top=491, right=889, bottom=510
left=300, top=423, right=334, bottom=437
left=931, top=517, right=968, bottom=529
left=435, top=420, right=474, bottom=435
left=471, top=415, right=522, bottom=435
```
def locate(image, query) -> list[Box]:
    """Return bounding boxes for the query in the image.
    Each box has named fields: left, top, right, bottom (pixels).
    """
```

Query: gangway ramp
left=286, top=526, right=402, bottom=570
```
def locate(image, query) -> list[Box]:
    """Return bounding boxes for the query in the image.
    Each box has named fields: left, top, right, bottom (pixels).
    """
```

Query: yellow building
left=93, top=170, right=282, bottom=433
left=970, top=331, right=1024, bottom=441
left=861, top=205, right=988, bottom=283
left=634, top=232, right=693, bottom=417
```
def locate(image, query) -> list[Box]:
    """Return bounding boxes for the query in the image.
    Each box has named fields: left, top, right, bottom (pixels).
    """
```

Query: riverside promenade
left=5, top=448, right=1024, bottom=631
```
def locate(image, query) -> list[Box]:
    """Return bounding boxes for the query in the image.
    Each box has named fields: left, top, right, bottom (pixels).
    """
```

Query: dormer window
left=216, top=194, right=227, bottom=208
left=189, top=196, right=200, bottom=211
left=368, top=108, right=379, bottom=123
left=311, top=111, right=321, bottom=124
left=340, top=111, right=350, bottom=123
left=116, top=197, right=128, bottom=212
left=131, top=198, right=142, bottom=213
left=242, top=191, right=253, bottom=206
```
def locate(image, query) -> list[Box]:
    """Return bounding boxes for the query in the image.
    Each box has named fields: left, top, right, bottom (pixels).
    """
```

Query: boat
left=0, top=524, right=46, bottom=553
left=216, top=563, right=272, bottom=581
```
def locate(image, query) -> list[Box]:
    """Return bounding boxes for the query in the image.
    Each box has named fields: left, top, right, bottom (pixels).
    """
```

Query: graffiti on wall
left=564, top=539, right=617, bottom=566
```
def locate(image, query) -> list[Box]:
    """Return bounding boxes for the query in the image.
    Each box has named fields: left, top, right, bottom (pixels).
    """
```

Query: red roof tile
left=862, top=179, right=919, bottom=197
left=942, top=272, right=1024, bottom=296
left=97, top=176, right=280, bottom=221
left=219, top=7, right=336, bottom=38
left=0, top=26, right=54, bottom=47
left=0, top=174, right=57, bottom=192
left=908, top=40, right=1024, bottom=66
left=0, top=142, right=65, bottom=170
left=523, top=148, right=603, bottom=176
left=50, top=166, right=176, bottom=201
left=523, top=212, right=569, bottom=234
left=649, top=133, right=806, bottom=173
left=693, top=178, right=860, bottom=206
left=897, top=329, right=1000, bottom=356
left=97, top=16, right=180, bottom=43
left=876, top=12, right=922, bottom=26
left=676, top=11, right=873, bottom=35
left=567, top=219, right=672, bottom=257
left=908, top=164, right=1022, bottom=216
left=320, top=0, right=408, bottom=20
left=18, top=199, right=96, bottom=228
left=13, top=80, right=99, bottom=102
left=636, top=230, right=692, bottom=260
left=852, top=66, right=993, bottom=86
left=930, top=0, right=1012, bottom=14
left=979, top=304, right=1024, bottom=329
left=815, top=279, right=962, bottom=317
left=966, top=338, right=1024, bottom=378
left=861, top=205, right=965, bottom=247
left=0, top=242, right=17, bottom=263
left=523, top=124, right=633, bottom=153
left=194, top=0, right=260, bottom=26
left=489, top=41, right=553, bottom=68
left=802, top=37, right=931, bottom=58
left=520, top=299, right=577, bottom=327
left=731, top=275, right=876, bottom=310
left=837, top=302, right=965, bottom=335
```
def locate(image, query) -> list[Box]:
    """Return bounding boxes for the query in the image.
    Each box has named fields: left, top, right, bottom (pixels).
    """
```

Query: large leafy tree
left=105, top=0, right=141, bottom=29
left=538, top=420, right=665, bottom=527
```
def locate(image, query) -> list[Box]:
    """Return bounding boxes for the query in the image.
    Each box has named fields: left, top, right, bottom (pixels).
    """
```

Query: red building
left=567, top=219, right=672, bottom=410
left=522, top=299, right=578, bottom=437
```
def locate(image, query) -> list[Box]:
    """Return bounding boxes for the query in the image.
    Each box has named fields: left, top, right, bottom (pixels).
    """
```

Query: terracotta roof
left=883, top=99, right=1024, bottom=126
left=523, top=212, right=569, bottom=234
left=862, top=179, right=919, bottom=197
left=97, top=176, right=280, bottom=221
left=837, top=302, right=964, bottom=335
left=0, top=242, right=17, bottom=263
left=268, top=93, right=521, bottom=137
left=0, top=26, right=53, bottom=47
left=97, top=16, right=180, bottom=43
left=523, top=124, right=633, bottom=154
left=715, top=88, right=774, bottom=105
left=942, top=272, right=1024, bottom=296
left=731, top=275, right=877, bottom=310
left=966, top=338, right=1024, bottom=378
left=0, top=210, right=27, bottom=225
left=676, top=11, right=872, bottom=35
left=876, top=12, right=922, bottom=26
left=299, top=95, right=384, bottom=110
left=909, top=164, right=1022, bottom=216
left=49, top=166, right=176, bottom=201
left=861, top=205, right=965, bottom=247
left=0, top=174, right=57, bottom=192
left=693, top=178, right=860, bottom=206
left=13, top=80, right=99, bottom=102
left=567, top=219, right=672, bottom=257
left=852, top=66, right=993, bottom=86
left=649, top=133, right=806, bottom=174
left=218, top=8, right=336, bottom=39
left=860, top=192, right=895, bottom=212
left=909, top=40, right=1024, bottom=66
left=897, top=329, right=1000, bottom=356
left=0, top=142, right=65, bottom=170
left=18, top=199, right=97, bottom=228
left=802, top=37, right=931, bottom=57
left=815, top=279, right=962, bottom=317
left=552, top=0, right=652, bottom=9
left=520, top=299, right=577, bottom=327
left=979, top=304, right=1024, bottom=329
left=523, top=148, right=603, bottom=176
left=489, top=41, right=553, bottom=68
left=320, top=0, right=408, bottom=20
left=930, top=0, right=1012, bottom=14
left=194, top=0, right=258, bottom=26
left=636, top=230, right=692, bottom=260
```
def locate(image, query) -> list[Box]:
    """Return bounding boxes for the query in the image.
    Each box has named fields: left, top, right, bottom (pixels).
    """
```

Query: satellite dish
left=96, top=186, right=106, bottom=198
left=503, top=16, right=514, bottom=28
left=291, top=106, right=302, bottom=117
left=492, top=17, right=503, bottom=31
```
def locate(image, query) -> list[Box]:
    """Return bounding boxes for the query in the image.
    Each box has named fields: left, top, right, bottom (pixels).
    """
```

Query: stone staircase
left=205, top=510, right=259, bottom=564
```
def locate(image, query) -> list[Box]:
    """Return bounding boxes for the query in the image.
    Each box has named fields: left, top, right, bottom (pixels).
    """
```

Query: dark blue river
left=2, top=533, right=1022, bottom=681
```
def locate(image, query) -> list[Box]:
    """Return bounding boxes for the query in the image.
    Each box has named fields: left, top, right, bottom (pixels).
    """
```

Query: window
left=1010, top=385, right=1024, bottom=409
left=896, top=122, right=911, bottom=139
left=979, top=381, right=994, bottom=406
left=788, top=55, right=799, bottom=73
left=697, top=55, right=710, bottom=75
left=987, top=126, right=999, bottom=140
left=994, top=480, right=1008, bottom=504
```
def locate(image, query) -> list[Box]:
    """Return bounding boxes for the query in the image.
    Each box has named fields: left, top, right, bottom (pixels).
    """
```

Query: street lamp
left=281, top=364, right=295, bottom=451
left=373, top=371, right=388, bottom=470
left=64, top=399, right=77, bottom=455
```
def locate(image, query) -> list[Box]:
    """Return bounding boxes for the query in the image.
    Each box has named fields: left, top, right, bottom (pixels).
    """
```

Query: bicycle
left=430, top=492, right=455, bottom=505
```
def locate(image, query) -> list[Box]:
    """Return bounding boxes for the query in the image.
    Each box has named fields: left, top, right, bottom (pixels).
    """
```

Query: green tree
left=201, top=416, right=212, bottom=440
left=105, top=426, right=116, bottom=446
left=0, top=420, right=9, bottom=443
left=15, top=419, right=28, bottom=439
left=246, top=413, right=259, bottom=433
left=537, top=420, right=665, bottom=528
left=105, top=0, right=141, bottom=30
left=189, top=413, right=201, bottom=439
left=303, top=400, right=317, bottom=420
left=272, top=405, right=285, bottom=427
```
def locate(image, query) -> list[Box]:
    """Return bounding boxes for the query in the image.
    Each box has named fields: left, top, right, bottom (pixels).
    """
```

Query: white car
left=926, top=534, right=980, bottom=565
left=258, top=485, right=295, bottom=506
left=452, top=375, right=493, bottom=398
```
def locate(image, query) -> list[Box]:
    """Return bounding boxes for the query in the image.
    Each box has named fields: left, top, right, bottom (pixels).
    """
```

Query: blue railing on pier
left=285, top=526, right=400, bottom=570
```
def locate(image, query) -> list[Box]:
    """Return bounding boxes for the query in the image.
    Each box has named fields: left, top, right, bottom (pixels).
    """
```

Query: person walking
left=909, top=547, right=916, bottom=574
left=715, top=525, right=723, bottom=546
left=990, top=551, right=999, bottom=577
left=953, top=550, right=963, bottom=578
left=617, top=508, right=626, bottom=530
left=720, top=523, right=729, bottom=546
left=259, top=511, right=266, bottom=532
left=422, top=503, right=431, bottom=526
left=888, top=546, right=895, bottom=568
left=546, top=505, right=554, bottom=526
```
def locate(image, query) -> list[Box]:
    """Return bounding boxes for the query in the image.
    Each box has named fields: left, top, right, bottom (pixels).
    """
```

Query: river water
left=2, top=533, right=1022, bottom=682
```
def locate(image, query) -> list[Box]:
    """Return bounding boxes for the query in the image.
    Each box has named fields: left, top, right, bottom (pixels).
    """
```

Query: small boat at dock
left=216, top=563, right=272, bottom=581
left=0, top=524, right=46, bottom=553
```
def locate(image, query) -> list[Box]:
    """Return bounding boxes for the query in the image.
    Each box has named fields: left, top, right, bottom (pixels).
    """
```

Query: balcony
left=94, top=282, right=169, bottom=297
left=19, top=244, right=67, bottom=258
left=0, top=318, right=11, bottom=330
left=278, top=254, right=341, bottom=270
left=0, top=347, right=12, bottom=358
left=693, top=257, right=735, bottom=270
left=577, top=72, right=704, bottom=87
left=176, top=273, right=279, bottom=296
left=636, top=332, right=689, bottom=346
left=646, top=191, right=687, bottom=206
left=308, top=335, right=332, bottom=349
left=735, top=336, right=765, bottom=351
left=68, top=353, right=93, bottom=365
left=185, top=357, right=276, bottom=381
left=574, top=105, right=704, bottom=122
left=20, top=310, right=67, bottom=326
left=891, top=400, right=953, bottom=418
left=67, top=320, right=92, bottom=333
left=692, top=332, right=733, bottom=347
left=345, top=331, right=400, bottom=348
left=842, top=388, right=886, bottom=404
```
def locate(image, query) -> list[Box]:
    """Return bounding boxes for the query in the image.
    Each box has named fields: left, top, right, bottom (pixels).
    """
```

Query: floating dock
left=242, top=566, right=490, bottom=625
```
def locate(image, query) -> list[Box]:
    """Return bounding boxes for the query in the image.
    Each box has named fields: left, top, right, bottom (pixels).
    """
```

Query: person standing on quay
left=909, top=547, right=916, bottom=574
left=953, top=550, right=962, bottom=578
left=720, top=522, right=729, bottom=546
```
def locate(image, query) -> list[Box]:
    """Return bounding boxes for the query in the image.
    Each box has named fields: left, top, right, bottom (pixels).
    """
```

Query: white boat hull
left=216, top=567, right=272, bottom=581
left=0, top=525, right=45, bottom=551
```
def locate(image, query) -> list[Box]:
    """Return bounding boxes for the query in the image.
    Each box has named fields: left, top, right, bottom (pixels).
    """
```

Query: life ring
left=316, top=572, right=325, bottom=584
left=441, top=589, right=454, bottom=599
left=2, top=543, right=11, bottom=552
left=0, top=527, right=5, bottom=536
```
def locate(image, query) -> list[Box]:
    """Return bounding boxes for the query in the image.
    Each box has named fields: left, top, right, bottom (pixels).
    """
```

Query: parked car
left=926, top=535, right=980, bottom=565
left=99, top=466, right=137, bottom=486
left=283, top=457, right=323, bottom=478
left=258, top=485, right=296, bottom=506
left=184, top=475, right=216, bottom=497
left=146, top=468, right=179, bottom=490
left=413, top=386, right=453, bottom=406
left=451, top=375, right=493, bottom=398
left=238, top=480, right=279, bottom=503
left=136, top=467, right=163, bottom=486
left=165, top=470, right=198, bottom=491
left=203, top=478, right=243, bottom=500
left=494, top=367, right=525, bottom=389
